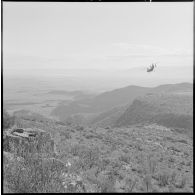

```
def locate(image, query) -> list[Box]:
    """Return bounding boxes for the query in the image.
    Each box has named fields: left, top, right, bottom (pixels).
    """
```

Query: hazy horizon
left=3, top=2, right=193, bottom=92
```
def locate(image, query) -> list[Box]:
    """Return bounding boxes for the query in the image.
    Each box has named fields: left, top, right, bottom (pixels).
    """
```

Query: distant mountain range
left=51, top=82, right=192, bottom=122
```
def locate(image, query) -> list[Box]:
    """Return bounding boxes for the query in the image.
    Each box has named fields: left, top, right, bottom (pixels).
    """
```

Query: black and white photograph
left=2, top=1, right=193, bottom=193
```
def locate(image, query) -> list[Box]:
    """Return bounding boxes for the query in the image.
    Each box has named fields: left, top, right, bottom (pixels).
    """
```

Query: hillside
left=3, top=113, right=193, bottom=193
left=51, top=85, right=149, bottom=120
left=152, top=82, right=193, bottom=93
left=115, top=93, right=193, bottom=136
left=90, top=105, right=126, bottom=128
left=51, top=83, right=193, bottom=122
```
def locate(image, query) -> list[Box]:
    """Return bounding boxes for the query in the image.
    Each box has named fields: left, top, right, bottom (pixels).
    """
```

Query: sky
left=3, top=2, right=193, bottom=91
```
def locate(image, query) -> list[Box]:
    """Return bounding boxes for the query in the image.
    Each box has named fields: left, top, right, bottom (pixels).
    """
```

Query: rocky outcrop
left=3, top=127, right=55, bottom=157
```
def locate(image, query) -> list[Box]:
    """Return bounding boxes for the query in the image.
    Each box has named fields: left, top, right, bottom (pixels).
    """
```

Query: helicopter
left=147, top=63, right=157, bottom=72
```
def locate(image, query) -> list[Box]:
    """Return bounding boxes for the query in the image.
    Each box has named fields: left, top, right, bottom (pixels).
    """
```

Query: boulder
left=3, top=127, right=55, bottom=157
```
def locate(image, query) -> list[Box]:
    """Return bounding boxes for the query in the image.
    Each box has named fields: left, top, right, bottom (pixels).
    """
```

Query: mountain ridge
left=51, top=82, right=193, bottom=122
left=115, top=93, right=193, bottom=136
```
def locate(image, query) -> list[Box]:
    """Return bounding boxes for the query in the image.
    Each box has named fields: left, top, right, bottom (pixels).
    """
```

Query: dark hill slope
left=115, top=93, right=193, bottom=136
left=51, top=86, right=150, bottom=119
left=51, top=83, right=193, bottom=121
left=88, top=85, right=149, bottom=112
left=90, top=105, right=126, bottom=127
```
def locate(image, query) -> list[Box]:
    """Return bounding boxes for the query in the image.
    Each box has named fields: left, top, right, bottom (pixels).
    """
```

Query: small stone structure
left=3, top=127, right=55, bottom=157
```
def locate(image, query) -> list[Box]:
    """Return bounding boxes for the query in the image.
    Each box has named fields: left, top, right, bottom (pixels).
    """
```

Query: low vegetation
left=3, top=112, right=193, bottom=192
